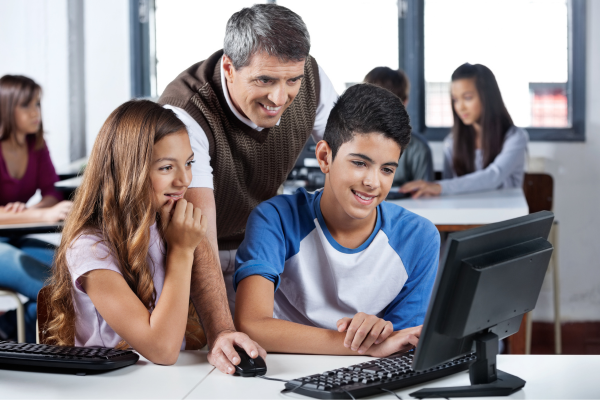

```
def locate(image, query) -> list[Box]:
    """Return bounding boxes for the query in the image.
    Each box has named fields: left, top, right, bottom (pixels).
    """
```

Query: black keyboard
left=0, top=340, right=139, bottom=373
left=284, top=350, right=475, bottom=399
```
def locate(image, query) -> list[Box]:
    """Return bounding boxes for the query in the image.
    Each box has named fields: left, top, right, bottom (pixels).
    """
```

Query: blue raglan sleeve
left=233, top=202, right=288, bottom=292
left=383, top=219, right=440, bottom=330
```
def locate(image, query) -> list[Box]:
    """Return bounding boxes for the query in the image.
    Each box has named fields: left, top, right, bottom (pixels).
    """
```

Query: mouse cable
left=255, top=375, right=290, bottom=383
left=380, top=387, right=403, bottom=399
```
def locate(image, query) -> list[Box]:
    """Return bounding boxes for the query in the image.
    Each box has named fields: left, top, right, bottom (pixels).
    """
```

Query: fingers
left=171, top=198, right=187, bottom=223
left=159, top=199, right=175, bottom=226
left=5, top=202, right=26, bottom=213
left=400, top=180, right=423, bottom=193
left=15, top=202, right=26, bottom=213
left=337, top=317, right=352, bottom=332
left=357, top=319, right=392, bottom=354
left=344, top=313, right=366, bottom=349
left=207, top=348, right=236, bottom=375
left=375, top=320, right=394, bottom=344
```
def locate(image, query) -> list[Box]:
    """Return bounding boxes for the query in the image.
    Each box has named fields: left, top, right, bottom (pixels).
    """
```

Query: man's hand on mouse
left=337, top=312, right=394, bottom=354
left=207, top=330, right=267, bottom=375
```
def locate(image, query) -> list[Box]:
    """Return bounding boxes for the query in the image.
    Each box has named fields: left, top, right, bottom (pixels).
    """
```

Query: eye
left=159, top=165, right=173, bottom=171
left=351, top=161, right=366, bottom=168
left=382, top=167, right=394, bottom=175
left=288, top=77, right=302, bottom=84
left=185, top=160, right=195, bottom=167
left=258, top=78, right=271, bottom=84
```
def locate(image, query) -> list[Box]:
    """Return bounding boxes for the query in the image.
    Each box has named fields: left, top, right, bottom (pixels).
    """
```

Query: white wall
left=83, top=0, right=131, bottom=152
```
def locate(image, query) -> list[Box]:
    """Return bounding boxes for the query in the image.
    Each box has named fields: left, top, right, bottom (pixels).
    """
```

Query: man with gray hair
left=159, top=4, right=337, bottom=374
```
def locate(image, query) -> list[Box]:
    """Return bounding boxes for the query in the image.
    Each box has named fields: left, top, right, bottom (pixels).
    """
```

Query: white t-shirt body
left=67, top=223, right=186, bottom=350
left=164, top=57, right=338, bottom=190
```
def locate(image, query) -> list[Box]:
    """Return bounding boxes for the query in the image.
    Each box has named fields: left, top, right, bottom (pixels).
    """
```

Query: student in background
left=234, top=84, right=439, bottom=357
left=45, top=101, right=247, bottom=365
left=401, top=63, right=528, bottom=198
left=0, top=75, right=72, bottom=342
left=363, top=67, right=434, bottom=186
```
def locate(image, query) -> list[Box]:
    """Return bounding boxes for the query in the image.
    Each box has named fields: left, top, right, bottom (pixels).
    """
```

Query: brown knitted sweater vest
left=159, top=50, right=320, bottom=250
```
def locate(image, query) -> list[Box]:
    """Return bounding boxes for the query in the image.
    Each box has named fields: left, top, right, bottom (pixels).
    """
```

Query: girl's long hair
left=46, top=100, right=204, bottom=348
left=0, top=75, right=45, bottom=149
left=450, top=63, right=514, bottom=177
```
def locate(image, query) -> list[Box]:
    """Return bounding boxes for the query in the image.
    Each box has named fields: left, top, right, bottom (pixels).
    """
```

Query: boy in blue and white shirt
left=234, top=84, right=440, bottom=358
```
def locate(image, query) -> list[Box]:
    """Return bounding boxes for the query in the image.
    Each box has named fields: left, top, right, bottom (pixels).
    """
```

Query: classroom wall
left=0, top=0, right=131, bottom=169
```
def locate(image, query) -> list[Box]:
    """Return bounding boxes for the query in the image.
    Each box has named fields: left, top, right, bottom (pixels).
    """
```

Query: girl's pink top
left=0, top=135, right=63, bottom=206
left=66, top=223, right=186, bottom=350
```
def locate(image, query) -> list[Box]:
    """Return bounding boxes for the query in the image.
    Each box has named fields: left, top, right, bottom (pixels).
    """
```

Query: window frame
left=400, top=0, right=586, bottom=142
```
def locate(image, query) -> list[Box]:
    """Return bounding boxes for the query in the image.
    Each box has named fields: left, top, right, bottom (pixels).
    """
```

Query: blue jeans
left=0, top=238, right=53, bottom=342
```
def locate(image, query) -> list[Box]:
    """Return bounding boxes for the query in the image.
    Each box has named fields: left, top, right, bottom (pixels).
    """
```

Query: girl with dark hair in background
left=400, top=63, right=528, bottom=198
left=0, top=75, right=72, bottom=342
left=46, top=100, right=207, bottom=364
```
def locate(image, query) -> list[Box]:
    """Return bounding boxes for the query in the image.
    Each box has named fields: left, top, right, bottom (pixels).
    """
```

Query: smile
left=259, top=103, right=282, bottom=112
left=165, top=192, right=184, bottom=200
left=352, top=189, right=377, bottom=204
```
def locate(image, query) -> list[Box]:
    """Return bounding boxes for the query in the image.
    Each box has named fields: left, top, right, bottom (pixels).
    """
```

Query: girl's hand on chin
left=160, top=198, right=207, bottom=252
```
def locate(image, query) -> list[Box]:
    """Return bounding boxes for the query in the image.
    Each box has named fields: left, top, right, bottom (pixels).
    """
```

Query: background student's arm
left=0, top=200, right=71, bottom=224
left=437, top=128, right=529, bottom=195
left=235, top=276, right=419, bottom=357
left=81, top=199, right=206, bottom=365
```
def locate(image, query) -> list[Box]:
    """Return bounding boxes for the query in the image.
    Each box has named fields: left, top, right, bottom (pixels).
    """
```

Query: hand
left=337, top=313, right=394, bottom=354
left=207, top=330, right=267, bottom=375
left=400, top=180, right=442, bottom=198
left=366, top=325, right=422, bottom=358
left=160, top=198, right=207, bottom=252
left=41, top=201, right=72, bottom=222
left=3, top=202, right=27, bottom=213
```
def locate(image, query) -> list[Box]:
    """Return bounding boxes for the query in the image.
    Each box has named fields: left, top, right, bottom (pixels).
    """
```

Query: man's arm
left=235, top=275, right=420, bottom=357
left=185, top=187, right=266, bottom=373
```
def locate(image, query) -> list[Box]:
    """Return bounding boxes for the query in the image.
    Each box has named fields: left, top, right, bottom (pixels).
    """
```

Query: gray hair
left=223, top=4, right=311, bottom=70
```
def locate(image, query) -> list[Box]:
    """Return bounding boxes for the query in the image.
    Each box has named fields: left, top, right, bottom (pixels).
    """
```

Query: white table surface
left=2, top=352, right=598, bottom=399
left=54, top=176, right=82, bottom=190
left=387, top=188, right=529, bottom=226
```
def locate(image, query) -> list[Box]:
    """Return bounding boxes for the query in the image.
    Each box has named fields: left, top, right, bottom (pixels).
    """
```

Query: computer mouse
left=233, top=346, right=267, bottom=377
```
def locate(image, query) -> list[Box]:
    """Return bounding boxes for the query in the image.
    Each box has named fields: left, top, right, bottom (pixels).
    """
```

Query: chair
left=36, top=285, right=51, bottom=344
left=0, top=289, right=25, bottom=343
left=512, top=173, right=561, bottom=354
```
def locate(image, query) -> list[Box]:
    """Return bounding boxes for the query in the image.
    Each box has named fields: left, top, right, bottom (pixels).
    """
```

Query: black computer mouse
left=233, top=346, right=267, bottom=377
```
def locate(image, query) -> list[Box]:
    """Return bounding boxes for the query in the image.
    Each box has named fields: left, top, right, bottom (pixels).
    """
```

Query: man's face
left=321, top=133, right=402, bottom=221
left=222, top=52, right=305, bottom=128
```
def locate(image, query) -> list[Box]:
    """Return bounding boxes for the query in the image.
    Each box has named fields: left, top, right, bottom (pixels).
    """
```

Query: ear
left=222, top=55, right=236, bottom=84
left=315, top=140, right=332, bottom=174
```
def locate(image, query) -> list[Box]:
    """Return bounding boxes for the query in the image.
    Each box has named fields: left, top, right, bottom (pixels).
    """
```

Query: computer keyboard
left=284, top=350, right=476, bottom=399
left=0, top=340, right=139, bottom=373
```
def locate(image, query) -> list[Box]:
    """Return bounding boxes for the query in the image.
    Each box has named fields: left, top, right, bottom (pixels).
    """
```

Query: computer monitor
left=410, top=211, right=554, bottom=398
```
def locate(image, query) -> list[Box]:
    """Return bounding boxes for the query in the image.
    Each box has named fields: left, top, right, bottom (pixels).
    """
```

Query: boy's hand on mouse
left=160, top=198, right=207, bottom=252
left=337, top=312, right=394, bottom=354
left=365, top=325, right=422, bottom=358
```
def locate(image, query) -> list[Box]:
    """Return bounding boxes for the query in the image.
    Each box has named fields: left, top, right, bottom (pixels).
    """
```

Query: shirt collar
left=220, top=57, right=281, bottom=132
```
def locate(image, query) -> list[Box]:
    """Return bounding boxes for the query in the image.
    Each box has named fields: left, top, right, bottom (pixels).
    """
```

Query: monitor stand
left=410, top=332, right=525, bottom=398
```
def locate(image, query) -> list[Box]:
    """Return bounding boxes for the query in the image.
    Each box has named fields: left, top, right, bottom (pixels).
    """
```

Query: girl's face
left=451, top=78, right=482, bottom=126
left=150, top=130, right=194, bottom=211
left=14, top=90, right=41, bottom=135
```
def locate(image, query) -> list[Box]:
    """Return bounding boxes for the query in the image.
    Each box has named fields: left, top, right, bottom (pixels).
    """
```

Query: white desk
left=388, top=188, right=529, bottom=228
left=54, top=176, right=82, bottom=192
left=1, top=352, right=598, bottom=399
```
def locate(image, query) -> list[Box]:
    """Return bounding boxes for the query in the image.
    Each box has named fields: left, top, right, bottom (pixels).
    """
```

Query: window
left=402, top=0, right=586, bottom=141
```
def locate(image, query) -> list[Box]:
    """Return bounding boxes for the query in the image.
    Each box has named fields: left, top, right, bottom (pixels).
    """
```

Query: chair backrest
left=522, top=173, right=554, bottom=213
left=37, top=285, right=52, bottom=344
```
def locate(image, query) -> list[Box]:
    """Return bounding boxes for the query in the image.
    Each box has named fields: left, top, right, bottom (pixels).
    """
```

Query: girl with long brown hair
left=400, top=63, right=528, bottom=198
left=0, top=75, right=72, bottom=343
left=46, top=100, right=207, bottom=365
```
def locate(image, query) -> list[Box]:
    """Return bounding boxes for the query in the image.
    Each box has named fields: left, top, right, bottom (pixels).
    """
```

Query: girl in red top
left=0, top=75, right=72, bottom=342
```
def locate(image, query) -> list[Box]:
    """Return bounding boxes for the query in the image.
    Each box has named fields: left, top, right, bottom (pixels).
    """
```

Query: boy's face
left=318, top=133, right=402, bottom=221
